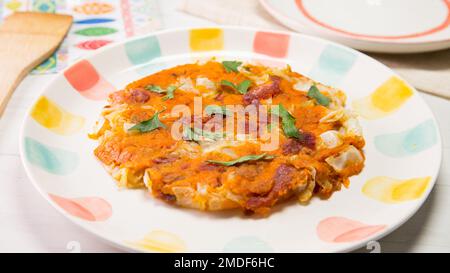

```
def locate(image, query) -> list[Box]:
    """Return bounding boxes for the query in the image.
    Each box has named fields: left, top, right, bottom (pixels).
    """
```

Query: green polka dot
left=374, top=119, right=437, bottom=157
left=25, top=137, right=78, bottom=175
left=223, top=236, right=274, bottom=252
left=310, top=45, right=356, bottom=86
left=125, top=36, right=161, bottom=65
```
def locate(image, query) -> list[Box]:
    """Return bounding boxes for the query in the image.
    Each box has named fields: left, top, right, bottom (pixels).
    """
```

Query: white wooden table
left=0, top=0, right=449, bottom=253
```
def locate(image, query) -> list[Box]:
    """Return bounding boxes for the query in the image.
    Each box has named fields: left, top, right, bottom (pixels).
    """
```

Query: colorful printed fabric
left=0, top=0, right=162, bottom=74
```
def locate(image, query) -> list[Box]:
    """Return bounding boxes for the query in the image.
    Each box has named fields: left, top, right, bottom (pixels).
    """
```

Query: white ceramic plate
left=20, top=27, right=442, bottom=252
left=260, top=0, right=450, bottom=53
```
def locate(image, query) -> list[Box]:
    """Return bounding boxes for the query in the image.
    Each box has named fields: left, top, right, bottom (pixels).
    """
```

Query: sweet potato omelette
left=89, top=60, right=365, bottom=215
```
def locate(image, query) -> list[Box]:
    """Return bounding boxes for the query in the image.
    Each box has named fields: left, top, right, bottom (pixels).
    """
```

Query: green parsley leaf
left=236, top=79, right=252, bottom=94
left=271, top=104, right=303, bottom=139
left=128, top=110, right=166, bottom=133
left=307, top=85, right=330, bottom=106
left=205, top=105, right=233, bottom=116
left=220, top=79, right=236, bottom=89
left=222, top=61, right=242, bottom=73
left=163, top=85, right=177, bottom=101
left=146, top=84, right=165, bottom=93
left=220, top=79, right=252, bottom=94
left=183, top=126, right=225, bottom=141
left=207, top=153, right=274, bottom=166
left=145, top=84, right=178, bottom=101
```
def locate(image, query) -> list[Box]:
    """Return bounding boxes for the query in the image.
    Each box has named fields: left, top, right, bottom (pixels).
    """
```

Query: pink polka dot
left=334, top=225, right=386, bottom=243
left=253, top=32, right=290, bottom=58
left=49, top=194, right=112, bottom=221
left=64, top=60, right=114, bottom=100
left=64, top=60, right=99, bottom=91
left=317, top=217, right=386, bottom=243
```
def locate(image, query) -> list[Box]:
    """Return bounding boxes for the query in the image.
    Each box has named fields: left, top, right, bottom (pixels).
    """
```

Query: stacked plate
left=260, top=0, right=450, bottom=53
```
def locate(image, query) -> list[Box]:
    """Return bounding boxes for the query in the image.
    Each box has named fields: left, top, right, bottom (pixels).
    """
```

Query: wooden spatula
left=0, top=12, right=72, bottom=116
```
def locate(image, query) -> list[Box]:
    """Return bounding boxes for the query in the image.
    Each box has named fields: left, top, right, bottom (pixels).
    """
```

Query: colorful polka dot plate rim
left=19, top=27, right=442, bottom=252
left=260, top=0, right=450, bottom=53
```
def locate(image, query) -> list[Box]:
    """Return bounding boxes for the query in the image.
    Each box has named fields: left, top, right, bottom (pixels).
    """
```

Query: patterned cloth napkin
left=179, top=0, right=450, bottom=99
left=0, top=0, right=163, bottom=74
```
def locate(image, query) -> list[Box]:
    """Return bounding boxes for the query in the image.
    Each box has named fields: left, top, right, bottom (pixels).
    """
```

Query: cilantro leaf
left=307, top=85, right=330, bottom=106
left=222, top=61, right=242, bottom=73
left=237, top=79, right=252, bottom=94
left=183, top=126, right=225, bottom=141
left=271, top=104, right=303, bottom=139
left=146, top=84, right=165, bottom=93
left=220, top=80, right=236, bottom=89
left=128, top=110, right=166, bottom=133
left=205, top=105, right=233, bottom=116
left=207, top=153, right=274, bottom=166
left=220, top=79, right=252, bottom=94
left=163, top=85, right=177, bottom=101
left=145, top=84, right=178, bottom=100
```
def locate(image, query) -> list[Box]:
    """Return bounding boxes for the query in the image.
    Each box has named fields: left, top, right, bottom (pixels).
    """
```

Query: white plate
left=260, top=0, right=450, bottom=53
left=20, top=27, right=442, bottom=252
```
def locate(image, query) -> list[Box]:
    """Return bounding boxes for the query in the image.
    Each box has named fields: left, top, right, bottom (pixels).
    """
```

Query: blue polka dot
left=25, top=137, right=78, bottom=175
left=125, top=36, right=161, bottom=65
left=309, top=45, right=356, bottom=86
left=374, top=119, right=438, bottom=157
left=223, top=236, right=274, bottom=252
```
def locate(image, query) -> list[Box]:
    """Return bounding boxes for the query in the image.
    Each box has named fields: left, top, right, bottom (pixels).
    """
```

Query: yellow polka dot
left=392, top=177, right=430, bottom=202
left=189, top=28, right=224, bottom=52
left=352, top=76, right=413, bottom=119
left=128, top=230, right=186, bottom=253
left=362, top=176, right=430, bottom=203
left=371, top=77, right=413, bottom=112
left=31, top=96, right=85, bottom=135
left=31, top=96, right=63, bottom=128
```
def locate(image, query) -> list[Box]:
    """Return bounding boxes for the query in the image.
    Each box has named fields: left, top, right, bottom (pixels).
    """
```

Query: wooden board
left=0, top=12, right=72, bottom=116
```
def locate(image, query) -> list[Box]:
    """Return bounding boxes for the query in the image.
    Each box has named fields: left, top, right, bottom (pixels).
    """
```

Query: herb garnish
left=271, top=104, right=303, bottom=139
left=128, top=110, right=166, bottom=133
left=205, top=105, right=233, bottom=116
left=207, top=153, right=274, bottom=166
left=145, top=84, right=178, bottom=101
left=222, top=61, right=242, bottom=73
left=220, top=79, right=252, bottom=94
left=183, top=126, right=225, bottom=141
left=307, top=85, right=330, bottom=106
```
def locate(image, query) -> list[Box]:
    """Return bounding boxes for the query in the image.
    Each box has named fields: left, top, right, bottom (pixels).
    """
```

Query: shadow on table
left=369, top=48, right=450, bottom=71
